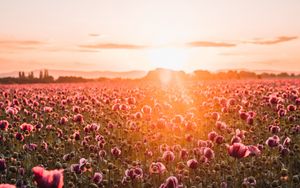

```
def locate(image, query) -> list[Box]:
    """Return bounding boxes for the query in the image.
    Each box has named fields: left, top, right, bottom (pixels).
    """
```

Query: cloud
left=89, top=33, right=100, bottom=37
left=219, top=51, right=266, bottom=56
left=44, top=47, right=100, bottom=53
left=186, top=41, right=236, bottom=47
left=246, top=36, right=298, bottom=45
left=0, top=39, right=45, bottom=51
left=0, top=39, right=44, bottom=46
left=79, top=43, right=147, bottom=49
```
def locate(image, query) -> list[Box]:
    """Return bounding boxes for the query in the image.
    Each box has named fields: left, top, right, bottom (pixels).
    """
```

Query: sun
left=147, top=47, right=188, bottom=70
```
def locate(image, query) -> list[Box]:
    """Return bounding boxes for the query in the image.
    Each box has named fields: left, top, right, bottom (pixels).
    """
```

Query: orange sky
left=0, top=0, right=299, bottom=73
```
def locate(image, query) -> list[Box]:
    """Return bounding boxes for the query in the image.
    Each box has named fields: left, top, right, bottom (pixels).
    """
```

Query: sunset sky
left=0, top=0, right=299, bottom=73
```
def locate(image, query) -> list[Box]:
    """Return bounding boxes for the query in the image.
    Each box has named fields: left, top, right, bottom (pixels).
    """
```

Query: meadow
left=0, top=79, right=299, bottom=188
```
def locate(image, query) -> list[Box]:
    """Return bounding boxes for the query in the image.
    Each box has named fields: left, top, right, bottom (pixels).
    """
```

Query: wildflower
left=59, top=117, right=68, bottom=125
left=43, top=107, right=53, bottom=113
left=73, top=114, right=84, bottom=123
left=93, top=172, right=103, bottom=184
left=0, top=184, right=16, bottom=188
left=20, top=123, right=33, bottom=132
left=112, top=104, right=120, bottom=111
left=124, top=167, right=143, bottom=180
left=247, top=117, right=254, bottom=125
left=235, top=129, right=246, bottom=139
left=248, top=145, right=261, bottom=156
left=162, top=151, right=175, bottom=162
left=15, top=133, right=24, bottom=141
left=173, top=115, right=184, bottom=124
left=149, top=162, right=166, bottom=174
left=208, top=131, right=218, bottom=141
left=211, top=112, right=220, bottom=121
left=278, top=109, right=287, bottom=117
left=266, top=135, right=280, bottom=148
left=269, top=125, right=280, bottom=134
left=287, top=104, right=296, bottom=112
left=135, top=112, right=143, bottom=119
left=159, top=176, right=182, bottom=188
left=5, top=107, right=17, bottom=115
left=227, top=143, right=250, bottom=159
left=203, top=147, right=215, bottom=160
left=0, top=159, right=6, bottom=171
left=70, top=164, right=82, bottom=174
left=187, top=159, right=198, bottom=169
left=32, top=166, right=64, bottom=188
left=23, top=143, right=38, bottom=151
left=243, top=176, right=256, bottom=186
left=119, top=104, right=129, bottom=111
left=141, top=105, right=152, bottom=114
left=127, top=97, right=136, bottom=105
left=231, top=136, right=242, bottom=144
left=0, top=120, right=9, bottom=131
left=283, top=137, right=291, bottom=146
left=111, top=147, right=121, bottom=157
left=215, top=135, right=225, bottom=144
left=179, top=149, right=188, bottom=160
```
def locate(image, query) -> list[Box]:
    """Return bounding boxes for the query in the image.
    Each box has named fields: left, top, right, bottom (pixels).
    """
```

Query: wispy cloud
left=186, top=41, right=236, bottom=47
left=246, top=36, right=298, bottom=45
left=79, top=43, right=147, bottom=49
left=0, top=39, right=45, bottom=46
left=88, top=33, right=100, bottom=37
left=0, top=39, right=45, bottom=52
left=0, top=38, right=102, bottom=53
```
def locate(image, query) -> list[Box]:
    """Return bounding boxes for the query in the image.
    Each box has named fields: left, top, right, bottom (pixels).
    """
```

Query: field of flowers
left=0, top=79, right=299, bottom=188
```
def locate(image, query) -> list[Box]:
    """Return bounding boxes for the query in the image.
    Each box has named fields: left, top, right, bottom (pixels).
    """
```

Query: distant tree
left=193, top=70, right=212, bottom=80
left=44, top=69, right=49, bottom=78
left=227, top=70, right=239, bottom=79
left=39, top=71, right=44, bottom=79
left=277, top=72, right=289, bottom=77
left=28, top=72, right=34, bottom=79
left=56, top=76, right=91, bottom=83
left=239, top=71, right=257, bottom=78
left=18, top=71, right=26, bottom=79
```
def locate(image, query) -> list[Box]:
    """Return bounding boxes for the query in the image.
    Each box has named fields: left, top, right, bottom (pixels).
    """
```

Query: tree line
left=16, top=70, right=54, bottom=83
left=0, top=69, right=299, bottom=84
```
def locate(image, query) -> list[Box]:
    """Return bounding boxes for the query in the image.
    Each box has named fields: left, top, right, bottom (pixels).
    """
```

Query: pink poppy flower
left=162, top=151, right=175, bottom=162
left=149, top=162, right=166, bottom=174
left=0, top=159, right=6, bottom=171
left=227, top=143, right=250, bottom=159
left=141, top=105, right=152, bottom=114
left=266, top=135, right=280, bottom=147
left=125, top=167, right=143, bottom=180
left=0, top=120, right=9, bottom=131
left=32, top=166, right=64, bottom=188
left=0, top=184, right=16, bottom=188
left=247, top=145, right=261, bottom=156
left=20, top=123, right=33, bottom=132
left=203, top=147, right=215, bottom=160
left=187, top=159, right=198, bottom=169
left=211, top=112, right=220, bottom=121
left=287, top=104, right=296, bottom=111
left=159, top=176, right=183, bottom=188
left=93, top=172, right=103, bottom=184
left=59, top=117, right=68, bottom=125
left=73, top=114, right=84, bottom=123
left=208, top=131, right=218, bottom=141
left=111, top=147, right=121, bottom=157
left=179, top=149, right=188, bottom=160
left=15, top=133, right=24, bottom=141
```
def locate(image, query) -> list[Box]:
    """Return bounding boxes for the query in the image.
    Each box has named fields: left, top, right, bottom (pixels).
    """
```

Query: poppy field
left=0, top=79, right=300, bottom=188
